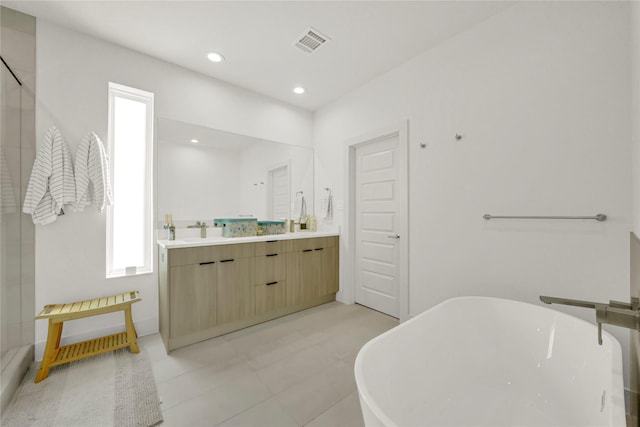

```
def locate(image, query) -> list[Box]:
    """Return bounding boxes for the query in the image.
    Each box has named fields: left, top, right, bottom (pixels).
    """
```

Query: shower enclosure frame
left=0, top=6, right=36, bottom=414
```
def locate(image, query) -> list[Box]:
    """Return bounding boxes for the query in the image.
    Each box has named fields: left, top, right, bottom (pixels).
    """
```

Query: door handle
left=387, top=234, right=400, bottom=239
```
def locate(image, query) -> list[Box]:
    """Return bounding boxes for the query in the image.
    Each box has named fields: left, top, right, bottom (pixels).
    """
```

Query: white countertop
left=157, top=230, right=339, bottom=249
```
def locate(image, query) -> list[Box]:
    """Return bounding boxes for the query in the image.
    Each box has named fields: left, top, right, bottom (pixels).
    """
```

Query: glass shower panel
left=0, top=58, right=23, bottom=371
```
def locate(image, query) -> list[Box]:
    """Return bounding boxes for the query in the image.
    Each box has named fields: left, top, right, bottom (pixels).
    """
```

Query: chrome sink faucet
left=540, top=295, right=640, bottom=345
left=187, top=220, right=209, bottom=238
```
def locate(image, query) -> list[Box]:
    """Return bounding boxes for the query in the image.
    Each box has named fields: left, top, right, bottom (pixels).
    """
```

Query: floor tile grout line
left=211, top=393, right=279, bottom=427
left=155, top=356, right=266, bottom=411
left=301, top=391, right=360, bottom=427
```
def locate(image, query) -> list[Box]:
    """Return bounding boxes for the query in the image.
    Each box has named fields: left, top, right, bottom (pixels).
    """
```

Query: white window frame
left=106, top=82, right=154, bottom=278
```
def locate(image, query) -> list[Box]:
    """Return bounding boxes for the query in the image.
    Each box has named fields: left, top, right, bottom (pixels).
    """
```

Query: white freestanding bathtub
left=354, top=296, right=626, bottom=427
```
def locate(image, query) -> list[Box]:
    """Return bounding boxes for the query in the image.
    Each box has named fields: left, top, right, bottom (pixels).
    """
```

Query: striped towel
left=23, top=126, right=76, bottom=225
left=74, top=132, right=112, bottom=212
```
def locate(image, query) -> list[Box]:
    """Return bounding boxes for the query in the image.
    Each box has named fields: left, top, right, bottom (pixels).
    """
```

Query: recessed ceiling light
left=190, top=139, right=199, bottom=143
left=207, top=52, right=224, bottom=63
left=293, top=87, right=305, bottom=94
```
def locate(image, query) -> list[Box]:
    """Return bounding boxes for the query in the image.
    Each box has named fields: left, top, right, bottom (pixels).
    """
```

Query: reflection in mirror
left=156, top=118, right=314, bottom=227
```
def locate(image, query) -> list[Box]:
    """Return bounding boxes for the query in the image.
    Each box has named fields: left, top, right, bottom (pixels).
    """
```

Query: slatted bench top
left=36, top=291, right=140, bottom=322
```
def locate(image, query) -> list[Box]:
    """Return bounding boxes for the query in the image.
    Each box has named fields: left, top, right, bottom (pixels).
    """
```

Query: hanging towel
left=74, top=131, right=112, bottom=212
left=320, top=188, right=333, bottom=220
left=294, top=191, right=307, bottom=222
left=325, top=189, right=333, bottom=220
left=23, top=126, right=76, bottom=225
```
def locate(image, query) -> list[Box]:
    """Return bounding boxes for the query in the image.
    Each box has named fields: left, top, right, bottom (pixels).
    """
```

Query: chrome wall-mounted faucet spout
left=187, top=220, right=209, bottom=238
left=540, top=295, right=640, bottom=345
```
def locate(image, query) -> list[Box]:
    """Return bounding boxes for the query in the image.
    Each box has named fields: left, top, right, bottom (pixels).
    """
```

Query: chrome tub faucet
left=540, top=295, right=640, bottom=345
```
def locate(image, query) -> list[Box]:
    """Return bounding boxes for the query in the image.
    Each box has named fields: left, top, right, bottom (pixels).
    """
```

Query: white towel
left=23, top=126, right=75, bottom=225
left=320, top=188, right=333, bottom=220
left=325, top=191, right=333, bottom=220
left=74, top=132, right=112, bottom=212
left=295, top=192, right=307, bottom=222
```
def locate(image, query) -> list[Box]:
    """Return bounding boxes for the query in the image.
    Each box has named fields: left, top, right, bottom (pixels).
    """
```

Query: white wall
left=315, top=1, right=632, bottom=384
left=33, top=20, right=312, bottom=358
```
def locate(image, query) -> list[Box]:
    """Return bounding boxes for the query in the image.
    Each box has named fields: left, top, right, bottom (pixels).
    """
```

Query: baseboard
left=1, top=345, right=34, bottom=415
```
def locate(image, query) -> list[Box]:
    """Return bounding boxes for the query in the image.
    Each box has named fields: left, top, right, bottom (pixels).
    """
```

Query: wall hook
left=455, top=133, right=463, bottom=141
left=419, top=142, right=427, bottom=149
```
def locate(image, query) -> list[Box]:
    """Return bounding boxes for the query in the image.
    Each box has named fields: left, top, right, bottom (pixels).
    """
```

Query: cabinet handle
left=220, top=259, right=235, bottom=263
left=266, top=240, right=277, bottom=243
left=266, top=281, right=278, bottom=286
left=315, top=248, right=324, bottom=251
left=199, top=261, right=216, bottom=265
left=303, top=249, right=313, bottom=252
left=266, top=253, right=278, bottom=257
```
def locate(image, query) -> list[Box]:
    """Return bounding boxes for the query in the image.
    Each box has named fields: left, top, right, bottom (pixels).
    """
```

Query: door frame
left=344, top=121, right=409, bottom=322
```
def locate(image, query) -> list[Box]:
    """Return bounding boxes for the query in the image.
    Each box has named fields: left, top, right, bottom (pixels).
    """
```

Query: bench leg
left=35, top=320, right=63, bottom=383
left=124, top=306, right=140, bottom=354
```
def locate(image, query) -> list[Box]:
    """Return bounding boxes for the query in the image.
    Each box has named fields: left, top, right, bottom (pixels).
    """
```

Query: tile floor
left=139, top=301, right=398, bottom=427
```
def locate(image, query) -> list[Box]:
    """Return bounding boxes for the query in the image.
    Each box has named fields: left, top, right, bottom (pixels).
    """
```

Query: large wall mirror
left=157, top=118, right=314, bottom=226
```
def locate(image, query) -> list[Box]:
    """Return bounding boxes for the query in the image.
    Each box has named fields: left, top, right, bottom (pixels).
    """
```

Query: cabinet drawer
left=217, top=242, right=255, bottom=260
left=169, top=246, right=219, bottom=266
left=286, top=236, right=336, bottom=253
left=255, top=280, right=287, bottom=315
left=254, top=240, right=287, bottom=256
left=169, top=243, right=254, bottom=266
left=254, top=253, right=286, bottom=285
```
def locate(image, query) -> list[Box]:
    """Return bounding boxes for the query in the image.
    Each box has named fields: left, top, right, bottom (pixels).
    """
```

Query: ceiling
left=4, top=1, right=514, bottom=111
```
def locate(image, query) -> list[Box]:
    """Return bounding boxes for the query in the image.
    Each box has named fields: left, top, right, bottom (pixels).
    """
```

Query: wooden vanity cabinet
left=159, top=235, right=339, bottom=351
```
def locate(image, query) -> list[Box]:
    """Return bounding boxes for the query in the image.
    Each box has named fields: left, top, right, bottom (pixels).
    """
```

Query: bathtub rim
left=354, top=295, right=625, bottom=427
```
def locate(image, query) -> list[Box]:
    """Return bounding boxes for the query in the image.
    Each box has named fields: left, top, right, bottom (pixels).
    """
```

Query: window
left=106, top=83, right=154, bottom=278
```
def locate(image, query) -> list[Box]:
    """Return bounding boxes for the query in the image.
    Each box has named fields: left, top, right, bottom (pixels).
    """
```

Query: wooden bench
left=35, top=290, right=141, bottom=383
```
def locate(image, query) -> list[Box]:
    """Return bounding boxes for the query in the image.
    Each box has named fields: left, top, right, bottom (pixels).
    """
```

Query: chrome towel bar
left=483, top=213, right=607, bottom=222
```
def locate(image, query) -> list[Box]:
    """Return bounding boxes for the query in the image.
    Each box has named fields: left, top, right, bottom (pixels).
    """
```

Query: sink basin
left=181, top=237, right=210, bottom=242
left=213, top=218, right=258, bottom=237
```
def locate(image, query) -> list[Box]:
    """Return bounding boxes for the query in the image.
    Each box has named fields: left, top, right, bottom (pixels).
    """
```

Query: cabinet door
left=169, top=263, right=217, bottom=337
left=286, top=250, right=317, bottom=305
left=315, top=246, right=339, bottom=296
left=217, top=257, right=255, bottom=324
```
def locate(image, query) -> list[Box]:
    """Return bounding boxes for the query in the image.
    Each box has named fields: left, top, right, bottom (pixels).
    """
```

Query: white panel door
left=269, top=165, right=290, bottom=221
left=355, top=134, right=401, bottom=317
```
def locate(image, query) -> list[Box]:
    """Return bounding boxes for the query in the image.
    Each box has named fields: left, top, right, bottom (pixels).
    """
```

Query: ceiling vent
left=294, top=27, right=330, bottom=54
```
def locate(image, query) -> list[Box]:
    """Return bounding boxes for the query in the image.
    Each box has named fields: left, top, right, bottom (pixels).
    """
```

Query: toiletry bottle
left=165, top=213, right=175, bottom=240
left=289, top=219, right=295, bottom=233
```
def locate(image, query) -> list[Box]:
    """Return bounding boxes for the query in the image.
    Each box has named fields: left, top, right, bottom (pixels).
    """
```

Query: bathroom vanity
left=157, top=232, right=339, bottom=351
